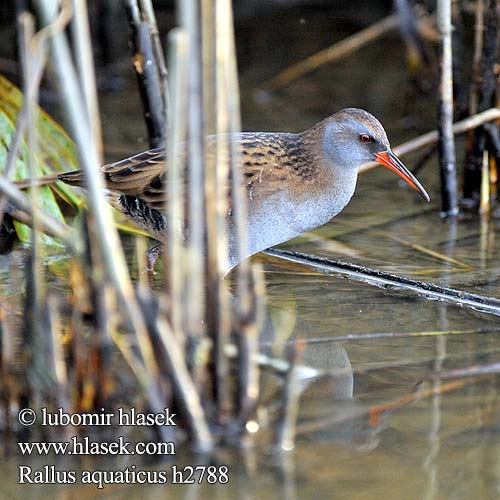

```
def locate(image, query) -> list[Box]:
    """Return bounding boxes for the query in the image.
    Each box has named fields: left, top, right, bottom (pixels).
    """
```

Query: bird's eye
left=359, top=134, right=372, bottom=143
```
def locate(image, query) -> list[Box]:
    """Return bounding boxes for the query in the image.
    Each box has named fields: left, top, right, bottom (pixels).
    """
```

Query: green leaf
left=0, top=75, right=84, bottom=244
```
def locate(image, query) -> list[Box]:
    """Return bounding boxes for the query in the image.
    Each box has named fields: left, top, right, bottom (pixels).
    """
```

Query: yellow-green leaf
left=0, top=75, right=84, bottom=244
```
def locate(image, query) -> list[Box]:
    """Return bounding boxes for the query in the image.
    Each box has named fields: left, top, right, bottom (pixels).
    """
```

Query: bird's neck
left=285, top=129, right=359, bottom=224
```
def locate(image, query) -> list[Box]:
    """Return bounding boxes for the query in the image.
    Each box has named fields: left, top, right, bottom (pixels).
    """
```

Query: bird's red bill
left=374, top=151, right=430, bottom=202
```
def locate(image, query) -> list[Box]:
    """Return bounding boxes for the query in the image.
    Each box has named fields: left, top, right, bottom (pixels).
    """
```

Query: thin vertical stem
left=71, top=0, right=102, bottom=157
left=209, top=0, right=232, bottom=418
left=437, top=0, right=459, bottom=216
left=166, top=28, right=188, bottom=339
left=20, top=13, right=45, bottom=408
left=72, top=0, right=114, bottom=407
left=237, top=266, right=264, bottom=422
left=480, top=149, right=490, bottom=212
left=138, top=0, right=170, bottom=125
left=124, top=0, right=166, bottom=148
left=178, top=0, right=206, bottom=349
left=216, top=0, right=263, bottom=426
left=20, top=13, right=41, bottom=305
left=470, top=0, right=485, bottom=116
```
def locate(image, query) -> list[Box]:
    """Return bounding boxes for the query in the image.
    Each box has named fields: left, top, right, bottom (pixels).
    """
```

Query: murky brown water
left=1, top=3, right=500, bottom=499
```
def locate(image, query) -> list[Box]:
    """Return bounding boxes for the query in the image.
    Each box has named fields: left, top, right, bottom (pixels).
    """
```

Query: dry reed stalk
left=209, top=0, right=234, bottom=420
left=480, top=149, right=491, bottom=212
left=203, top=0, right=232, bottom=418
left=71, top=0, right=102, bottom=156
left=0, top=178, right=76, bottom=243
left=21, top=13, right=41, bottom=266
left=20, top=12, right=46, bottom=420
left=179, top=0, right=206, bottom=349
left=124, top=0, right=166, bottom=148
left=470, top=0, right=485, bottom=116
left=72, top=0, right=114, bottom=410
left=215, top=0, right=263, bottom=425
left=437, top=0, right=459, bottom=216
left=166, top=29, right=188, bottom=340
left=236, top=267, right=264, bottom=426
left=138, top=0, right=169, bottom=117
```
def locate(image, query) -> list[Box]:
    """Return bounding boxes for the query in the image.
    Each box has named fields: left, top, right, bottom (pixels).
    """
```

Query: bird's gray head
left=321, top=108, right=390, bottom=167
left=319, top=108, right=430, bottom=201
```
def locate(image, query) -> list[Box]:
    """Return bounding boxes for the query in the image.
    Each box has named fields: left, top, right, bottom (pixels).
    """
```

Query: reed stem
left=437, top=0, right=459, bottom=216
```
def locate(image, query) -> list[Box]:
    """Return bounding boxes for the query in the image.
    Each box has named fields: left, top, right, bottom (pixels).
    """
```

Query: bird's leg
left=146, top=242, right=164, bottom=273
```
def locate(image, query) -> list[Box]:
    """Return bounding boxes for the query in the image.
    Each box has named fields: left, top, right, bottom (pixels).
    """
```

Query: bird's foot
left=146, top=242, right=163, bottom=274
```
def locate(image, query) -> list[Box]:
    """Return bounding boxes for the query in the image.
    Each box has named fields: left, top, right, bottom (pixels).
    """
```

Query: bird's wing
left=58, top=148, right=167, bottom=210
left=101, top=148, right=167, bottom=209
left=58, top=133, right=298, bottom=212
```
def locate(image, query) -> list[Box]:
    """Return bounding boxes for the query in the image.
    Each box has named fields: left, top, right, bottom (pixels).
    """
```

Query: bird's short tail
left=56, top=170, right=85, bottom=187
left=14, top=173, right=59, bottom=189
left=14, top=170, right=85, bottom=189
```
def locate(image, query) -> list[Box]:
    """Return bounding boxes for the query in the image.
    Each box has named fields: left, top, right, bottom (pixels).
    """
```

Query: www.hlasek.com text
left=19, top=436, right=175, bottom=456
